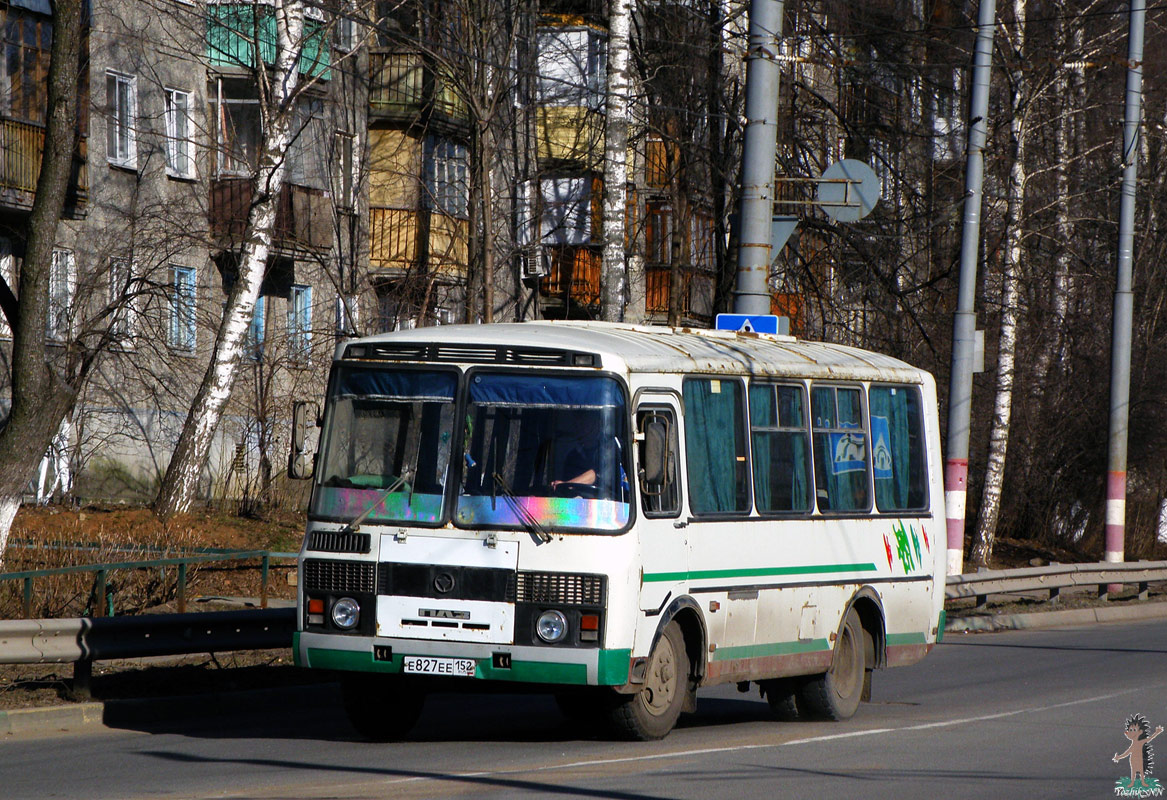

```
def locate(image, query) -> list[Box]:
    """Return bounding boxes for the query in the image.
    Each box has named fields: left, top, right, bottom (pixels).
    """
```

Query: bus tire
left=760, top=678, right=801, bottom=721
left=797, top=608, right=865, bottom=721
left=608, top=621, right=688, bottom=740
left=342, top=674, right=425, bottom=741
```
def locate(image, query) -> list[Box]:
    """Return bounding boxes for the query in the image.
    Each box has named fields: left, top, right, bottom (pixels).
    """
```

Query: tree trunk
left=601, top=0, right=632, bottom=322
left=0, top=0, right=84, bottom=568
left=153, top=0, right=304, bottom=520
left=970, top=0, right=1027, bottom=567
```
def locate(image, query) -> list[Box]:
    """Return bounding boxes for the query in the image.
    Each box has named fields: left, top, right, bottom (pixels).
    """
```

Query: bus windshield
left=310, top=366, right=457, bottom=525
left=455, top=372, right=630, bottom=533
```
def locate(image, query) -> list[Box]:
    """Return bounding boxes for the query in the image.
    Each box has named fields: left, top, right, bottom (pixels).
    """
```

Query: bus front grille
left=513, top=572, right=606, bottom=606
left=303, top=559, right=376, bottom=594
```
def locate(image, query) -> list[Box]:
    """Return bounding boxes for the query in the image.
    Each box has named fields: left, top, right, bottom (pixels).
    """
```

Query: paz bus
left=291, top=321, right=946, bottom=740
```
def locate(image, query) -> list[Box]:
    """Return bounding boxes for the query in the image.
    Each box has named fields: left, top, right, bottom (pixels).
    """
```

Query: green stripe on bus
left=885, top=632, right=929, bottom=646
left=711, top=638, right=830, bottom=661
left=643, top=563, right=879, bottom=583
left=304, top=647, right=631, bottom=686
left=598, top=649, right=632, bottom=685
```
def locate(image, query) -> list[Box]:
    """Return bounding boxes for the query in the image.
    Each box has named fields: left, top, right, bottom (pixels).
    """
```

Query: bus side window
left=811, top=385, right=870, bottom=513
left=638, top=408, right=680, bottom=517
left=748, top=382, right=813, bottom=513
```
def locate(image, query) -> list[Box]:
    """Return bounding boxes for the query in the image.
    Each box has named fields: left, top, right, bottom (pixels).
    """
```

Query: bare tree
left=0, top=0, right=85, bottom=566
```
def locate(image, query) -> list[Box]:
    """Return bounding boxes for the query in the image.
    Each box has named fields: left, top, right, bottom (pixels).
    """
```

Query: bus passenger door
left=634, top=397, right=686, bottom=612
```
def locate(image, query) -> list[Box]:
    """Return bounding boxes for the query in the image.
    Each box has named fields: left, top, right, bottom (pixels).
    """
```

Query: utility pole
left=945, top=0, right=997, bottom=576
left=733, top=0, right=784, bottom=315
left=1105, top=0, right=1145, bottom=573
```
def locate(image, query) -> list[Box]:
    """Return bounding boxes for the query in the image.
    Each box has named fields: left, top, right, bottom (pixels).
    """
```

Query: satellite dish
left=817, top=159, right=880, bottom=223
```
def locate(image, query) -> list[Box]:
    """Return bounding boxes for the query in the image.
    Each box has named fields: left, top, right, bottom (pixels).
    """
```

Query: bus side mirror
left=289, top=400, right=319, bottom=480
left=641, top=419, right=669, bottom=486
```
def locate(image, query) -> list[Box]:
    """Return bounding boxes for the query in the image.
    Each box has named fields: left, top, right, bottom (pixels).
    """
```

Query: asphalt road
left=3, top=619, right=1165, bottom=799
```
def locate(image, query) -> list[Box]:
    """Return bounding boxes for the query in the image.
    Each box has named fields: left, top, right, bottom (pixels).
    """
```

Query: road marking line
left=369, top=683, right=1161, bottom=790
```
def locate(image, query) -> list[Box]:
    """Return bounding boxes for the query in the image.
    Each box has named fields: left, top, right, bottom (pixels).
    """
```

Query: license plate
left=402, top=655, right=476, bottom=677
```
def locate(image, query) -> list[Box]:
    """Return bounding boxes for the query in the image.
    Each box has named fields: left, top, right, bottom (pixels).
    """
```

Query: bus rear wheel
left=608, top=621, right=689, bottom=740
left=342, top=674, right=425, bottom=741
left=797, top=608, right=865, bottom=721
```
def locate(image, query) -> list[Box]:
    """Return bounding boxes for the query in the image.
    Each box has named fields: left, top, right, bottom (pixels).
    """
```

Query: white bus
left=292, top=321, right=946, bottom=740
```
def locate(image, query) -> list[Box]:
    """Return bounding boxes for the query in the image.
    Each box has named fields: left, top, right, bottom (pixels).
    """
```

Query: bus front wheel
left=797, top=608, right=865, bottom=721
left=342, top=674, right=425, bottom=741
left=608, top=621, right=689, bottom=740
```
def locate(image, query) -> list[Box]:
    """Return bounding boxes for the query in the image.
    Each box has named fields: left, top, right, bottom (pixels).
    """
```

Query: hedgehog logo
left=1114, top=714, right=1164, bottom=795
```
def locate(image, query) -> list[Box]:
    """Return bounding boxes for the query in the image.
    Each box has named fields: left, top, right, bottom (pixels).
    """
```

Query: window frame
left=168, top=265, right=196, bottom=352
left=289, top=284, right=313, bottom=364
left=164, top=87, right=195, bottom=179
left=47, top=249, right=74, bottom=342
left=108, top=256, right=136, bottom=345
left=106, top=70, right=137, bottom=169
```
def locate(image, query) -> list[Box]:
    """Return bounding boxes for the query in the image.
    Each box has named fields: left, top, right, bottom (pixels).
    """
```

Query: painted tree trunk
left=153, top=0, right=304, bottom=520
left=970, top=0, right=1027, bottom=567
left=601, top=0, right=632, bottom=322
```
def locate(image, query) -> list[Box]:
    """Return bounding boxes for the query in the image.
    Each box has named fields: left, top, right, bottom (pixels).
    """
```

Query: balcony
left=369, top=50, right=468, bottom=132
left=539, top=246, right=600, bottom=313
left=0, top=119, right=87, bottom=214
left=209, top=178, right=333, bottom=251
left=369, top=206, right=468, bottom=283
left=644, top=265, right=714, bottom=325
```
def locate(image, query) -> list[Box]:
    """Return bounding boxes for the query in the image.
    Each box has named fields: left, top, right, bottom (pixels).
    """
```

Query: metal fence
left=0, top=549, right=298, bottom=618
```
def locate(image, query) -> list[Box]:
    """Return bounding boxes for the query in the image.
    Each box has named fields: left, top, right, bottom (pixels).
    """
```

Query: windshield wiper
left=343, top=469, right=414, bottom=533
left=492, top=472, right=551, bottom=543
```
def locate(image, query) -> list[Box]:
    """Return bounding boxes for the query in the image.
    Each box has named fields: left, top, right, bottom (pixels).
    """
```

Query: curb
left=945, top=599, right=1167, bottom=633
left=0, top=702, right=104, bottom=737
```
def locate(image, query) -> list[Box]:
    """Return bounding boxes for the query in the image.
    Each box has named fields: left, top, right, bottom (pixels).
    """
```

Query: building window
left=289, top=284, right=312, bottom=362
left=213, top=85, right=260, bottom=176
left=106, top=71, right=137, bottom=169
left=0, top=238, right=14, bottom=339
left=536, top=27, right=606, bottom=109
left=336, top=5, right=357, bottom=51
left=168, top=265, right=196, bottom=351
left=645, top=202, right=671, bottom=264
left=165, top=88, right=194, bottom=178
left=423, top=136, right=468, bottom=218
left=109, top=257, right=135, bottom=342
left=335, top=294, right=357, bottom=337
left=287, top=99, right=327, bottom=189
left=247, top=294, right=265, bottom=361
left=47, top=249, right=73, bottom=341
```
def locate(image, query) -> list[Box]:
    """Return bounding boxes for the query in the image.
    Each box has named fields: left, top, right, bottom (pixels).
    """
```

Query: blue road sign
left=715, top=314, right=786, bottom=334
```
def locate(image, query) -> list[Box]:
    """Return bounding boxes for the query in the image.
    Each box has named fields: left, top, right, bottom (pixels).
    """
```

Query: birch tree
left=0, top=0, right=86, bottom=566
left=969, top=0, right=1028, bottom=567
left=153, top=0, right=308, bottom=519
left=601, top=0, right=632, bottom=322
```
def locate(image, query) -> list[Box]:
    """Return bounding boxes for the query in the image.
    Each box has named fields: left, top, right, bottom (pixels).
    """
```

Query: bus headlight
left=535, top=610, right=568, bottom=643
left=331, top=597, right=360, bottom=630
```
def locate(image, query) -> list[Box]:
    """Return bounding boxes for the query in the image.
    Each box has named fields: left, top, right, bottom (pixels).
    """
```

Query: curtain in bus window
left=749, top=384, right=811, bottom=513
left=870, top=386, right=926, bottom=511
left=684, top=377, right=748, bottom=514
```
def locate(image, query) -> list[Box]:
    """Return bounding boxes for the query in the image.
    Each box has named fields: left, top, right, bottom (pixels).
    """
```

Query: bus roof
left=342, top=321, right=929, bottom=384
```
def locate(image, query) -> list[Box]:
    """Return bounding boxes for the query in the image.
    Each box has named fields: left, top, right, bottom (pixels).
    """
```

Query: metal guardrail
left=946, top=560, right=1167, bottom=606
left=0, top=608, right=297, bottom=697
left=0, top=550, right=298, bottom=618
